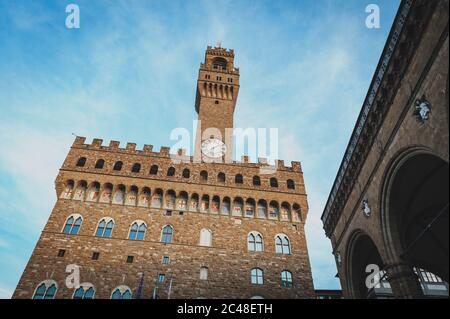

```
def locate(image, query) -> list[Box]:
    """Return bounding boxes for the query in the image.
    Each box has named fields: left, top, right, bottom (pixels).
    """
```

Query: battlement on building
left=72, top=136, right=302, bottom=173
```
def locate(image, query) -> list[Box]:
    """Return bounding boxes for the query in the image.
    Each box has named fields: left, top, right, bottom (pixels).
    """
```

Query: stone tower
left=13, top=46, right=315, bottom=299
left=194, top=46, right=240, bottom=163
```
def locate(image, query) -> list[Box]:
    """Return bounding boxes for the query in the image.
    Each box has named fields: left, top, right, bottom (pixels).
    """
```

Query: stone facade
left=321, top=0, right=449, bottom=299
left=13, top=46, right=314, bottom=299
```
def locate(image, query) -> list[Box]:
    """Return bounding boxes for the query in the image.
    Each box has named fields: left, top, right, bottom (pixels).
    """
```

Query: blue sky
left=0, top=0, right=400, bottom=298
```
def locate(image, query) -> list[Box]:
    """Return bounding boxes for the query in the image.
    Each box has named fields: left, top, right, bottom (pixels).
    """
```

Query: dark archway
left=383, top=151, right=449, bottom=282
left=346, top=231, right=384, bottom=299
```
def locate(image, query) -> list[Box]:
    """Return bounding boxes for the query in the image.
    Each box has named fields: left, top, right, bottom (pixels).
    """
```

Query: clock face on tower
left=201, top=138, right=227, bottom=158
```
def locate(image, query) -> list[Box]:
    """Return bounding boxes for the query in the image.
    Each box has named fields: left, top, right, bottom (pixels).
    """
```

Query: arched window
left=95, top=218, right=114, bottom=238
left=281, top=202, right=291, bottom=221
left=113, top=161, right=123, bottom=171
left=86, top=182, right=100, bottom=202
left=182, top=168, right=190, bottom=178
left=100, top=183, right=113, bottom=203
left=201, top=195, right=209, bottom=212
left=33, top=280, right=57, bottom=299
left=287, top=179, right=295, bottom=189
left=131, top=163, right=141, bottom=173
left=211, top=196, right=220, bottom=213
left=270, top=177, right=278, bottom=188
left=161, top=225, right=173, bottom=243
left=138, top=187, right=150, bottom=207
left=253, top=176, right=261, bottom=186
left=275, top=235, right=291, bottom=254
left=151, top=189, right=163, bottom=208
left=95, top=159, right=105, bottom=169
left=167, top=167, right=175, bottom=176
left=257, top=200, right=267, bottom=218
left=190, top=193, right=199, bottom=211
left=281, top=270, right=293, bottom=287
left=111, top=286, right=132, bottom=299
left=73, top=181, right=87, bottom=201
left=76, top=157, right=86, bottom=167
left=245, top=198, right=255, bottom=217
left=248, top=232, right=263, bottom=252
left=177, top=191, right=188, bottom=210
left=60, top=180, right=75, bottom=199
left=73, top=283, right=95, bottom=299
left=251, top=268, right=264, bottom=285
left=165, top=190, right=176, bottom=209
left=235, top=174, right=243, bottom=184
left=293, top=203, right=301, bottom=222
left=199, top=229, right=212, bottom=247
left=200, top=170, right=208, bottom=181
left=128, top=221, right=147, bottom=240
left=112, top=184, right=125, bottom=204
left=217, top=172, right=226, bottom=183
left=125, top=185, right=138, bottom=206
left=269, top=201, right=279, bottom=219
left=233, top=197, right=243, bottom=216
left=221, top=197, right=230, bottom=215
left=200, top=267, right=208, bottom=280
left=149, top=165, right=158, bottom=175
left=63, top=215, right=83, bottom=235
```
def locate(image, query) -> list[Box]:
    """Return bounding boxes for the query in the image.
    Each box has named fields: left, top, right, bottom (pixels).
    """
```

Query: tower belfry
left=194, top=46, right=240, bottom=163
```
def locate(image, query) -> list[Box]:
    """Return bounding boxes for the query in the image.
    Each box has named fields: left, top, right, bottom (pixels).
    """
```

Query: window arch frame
left=32, top=280, right=58, bottom=299
left=253, top=176, right=261, bottom=186
left=72, top=282, right=95, bottom=299
left=128, top=220, right=147, bottom=241
left=247, top=231, right=264, bottom=252
left=110, top=285, right=132, bottom=299
left=275, top=234, right=291, bottom=255
left=94, top=217, right=115, bottom=238
left=62, top=214, right=83, bottom=235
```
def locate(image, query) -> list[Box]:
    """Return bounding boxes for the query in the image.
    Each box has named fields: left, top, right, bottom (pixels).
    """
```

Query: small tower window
left=270, top=177, right=278, bottom=188
left=95, top=159, right=105, bottom=169
left=235, top=174, right=243, bottom=184
left=200, top=170, right=208, bottom=181
left=150, top=165, right=158, bottom=175
left=167, top=167, right=175, bottom=176
left=287, top=179, right=295, bottom=189
left=182, top=168, right=190, bottom=178
left=131, top=163, right=141, bottom=173
left=217, top=172, right=226, bottom=183
left=76, top=157, right=86, bottom=167
left=113, top=161, right=123, bottom=171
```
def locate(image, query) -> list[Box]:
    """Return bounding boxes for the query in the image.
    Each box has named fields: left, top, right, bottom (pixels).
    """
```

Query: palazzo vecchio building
left=13, top=47, right=314, bottom=299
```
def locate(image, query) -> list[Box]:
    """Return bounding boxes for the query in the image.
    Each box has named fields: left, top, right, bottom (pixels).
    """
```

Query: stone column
left=385, top=262, right=424, bottom=298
